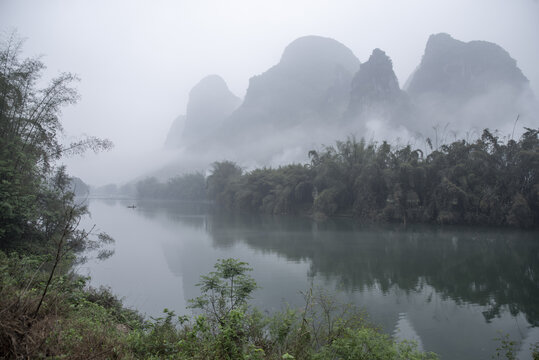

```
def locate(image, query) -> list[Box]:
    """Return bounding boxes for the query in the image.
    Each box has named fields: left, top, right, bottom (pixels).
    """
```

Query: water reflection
left=204, top=213, right=539, bottom=327
left=393, top=313, right=424, bottom=351
left=83, top=199, right=539, bottom=360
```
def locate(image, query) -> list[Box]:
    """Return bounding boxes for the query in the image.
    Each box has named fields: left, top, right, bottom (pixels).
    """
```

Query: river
left=79, top=198, right=539, bottom=359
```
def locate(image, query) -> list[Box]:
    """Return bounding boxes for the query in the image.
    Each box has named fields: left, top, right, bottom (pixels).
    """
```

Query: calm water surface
left=79, top=199, right=539, bottom=360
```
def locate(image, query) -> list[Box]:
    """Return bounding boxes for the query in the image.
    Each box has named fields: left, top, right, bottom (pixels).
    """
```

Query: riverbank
left=1, top=251, right=441, bottom=359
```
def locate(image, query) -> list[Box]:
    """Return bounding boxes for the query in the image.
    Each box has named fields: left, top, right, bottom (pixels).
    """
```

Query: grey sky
left=1, top=0, right=538, bottom=185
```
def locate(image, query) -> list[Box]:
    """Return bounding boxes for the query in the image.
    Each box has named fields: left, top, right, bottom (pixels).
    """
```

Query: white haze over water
left=1, top=0, right=538, bottom=185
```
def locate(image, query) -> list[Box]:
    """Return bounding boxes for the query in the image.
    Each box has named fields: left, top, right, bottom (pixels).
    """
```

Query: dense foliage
left=1, top=253, right=443, bottom=359
left=137, top=128, right=538, bottom=229
left=0, top=33, right=114, bottom=357
left=207, top=131, right=538, bottom=227
left=0, top=33, right=112, bottom=251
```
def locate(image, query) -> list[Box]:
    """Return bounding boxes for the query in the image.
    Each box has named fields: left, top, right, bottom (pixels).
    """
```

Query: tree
left=189, top=258, right=257, bottom=326
left=33, top=166, right=114, bottom=318
left=0, top=30, right=116, bottom=322
left=0, top=32, right=112, bottom=250
left=206, top=161, right=242, bottom=209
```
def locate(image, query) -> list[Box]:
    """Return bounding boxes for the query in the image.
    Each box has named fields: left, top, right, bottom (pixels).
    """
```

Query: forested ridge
left=139, top=129, right=539, bottom=228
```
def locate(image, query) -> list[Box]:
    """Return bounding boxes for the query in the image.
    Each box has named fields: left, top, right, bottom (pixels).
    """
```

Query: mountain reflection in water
left=82, top=199, right=539, bottom=360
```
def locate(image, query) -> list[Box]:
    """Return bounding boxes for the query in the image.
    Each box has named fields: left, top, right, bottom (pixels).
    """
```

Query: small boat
left=127, top=205, right=136, bottom=209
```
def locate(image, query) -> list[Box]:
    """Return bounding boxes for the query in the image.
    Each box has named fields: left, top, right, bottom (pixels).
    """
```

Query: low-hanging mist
left=141, top=33, right=537, bottom=184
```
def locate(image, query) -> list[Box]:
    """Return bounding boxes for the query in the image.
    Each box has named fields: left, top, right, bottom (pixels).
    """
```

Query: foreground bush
left=0, top=251, right=137, bottom=358
left=123, top=259, right=439, bottom=360
left=1, top=253, right=440, bottom=359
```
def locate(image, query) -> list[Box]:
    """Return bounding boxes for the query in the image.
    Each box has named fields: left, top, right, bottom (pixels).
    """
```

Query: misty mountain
left=162, top=33, right=536, bottom=174
left=227, top=35, right=360, bottom=130
left=344, top=48, right=413, bottom=131
left=166, top=75, right=241, bottom=149
left=407, top=33, right=528, bottom=98
left=404, top=33, right=535, bottom=133
left=184, top=35, right=361, bottom=164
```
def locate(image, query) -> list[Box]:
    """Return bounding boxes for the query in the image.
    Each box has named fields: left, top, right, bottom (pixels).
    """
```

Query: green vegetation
left=0, top=32, right=112, bottom=252
left=2, top=248, right=537, bottom=359
left=1, top=252, right=441, bottom=359
left=0, top=33, right=116, bottom=357
left=206, top=132, right=538, bottom=227
left=0, top=251, right=140, bottom=358
left=126, top=258, right=441, bottom=359
left=137, top=129, right=539, bottom=229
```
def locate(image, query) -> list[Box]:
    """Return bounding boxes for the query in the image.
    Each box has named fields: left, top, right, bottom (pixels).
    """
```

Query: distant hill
left=407, top=33, right=528, bottom=98
left=162, top=33, right=537, bottom=170
left=165, top=75, right=240, bottom=149
left=404, top=33, right=534, bottom=134
left=227, top=35, right=360, bottom=131
left=186, top=35, right=361, bottom=163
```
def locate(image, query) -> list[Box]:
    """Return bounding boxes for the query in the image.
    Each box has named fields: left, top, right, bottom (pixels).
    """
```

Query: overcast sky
left=1, top=0, right=538, bottom=186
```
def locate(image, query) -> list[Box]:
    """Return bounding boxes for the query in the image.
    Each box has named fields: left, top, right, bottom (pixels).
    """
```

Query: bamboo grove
left=198, top=129, right=538, bottom=227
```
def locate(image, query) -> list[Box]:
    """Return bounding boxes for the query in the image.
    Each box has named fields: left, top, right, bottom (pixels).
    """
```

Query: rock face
left=405, top=33, right=533, bottom=132
left=225, top=35, right=360, bottom=133
left=345, top=48, right=411, bottom=129
left=166, top=75, right=240, bottom=149
left=407, top=33, right=528, bottom=97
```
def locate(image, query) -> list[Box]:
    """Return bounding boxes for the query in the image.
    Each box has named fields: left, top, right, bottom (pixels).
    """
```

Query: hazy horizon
left=2, top=0, right=538, bottom=186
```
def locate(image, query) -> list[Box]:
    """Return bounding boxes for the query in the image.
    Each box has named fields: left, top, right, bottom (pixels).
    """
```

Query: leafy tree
left=189, top=258, right=257, bottom=326
left=0, top=32, right=112, bottom=250
left=206, top=126, right=538, bottom=228
left=207, top=161, right=243, bottom=209
left=0, top=32, right=114, bottom=326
